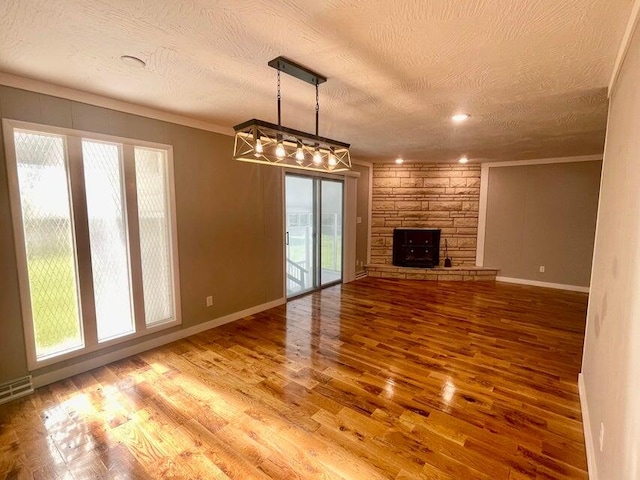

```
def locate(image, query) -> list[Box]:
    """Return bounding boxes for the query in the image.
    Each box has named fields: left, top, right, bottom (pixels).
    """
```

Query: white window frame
left=3, top=119, right=182, bottom=370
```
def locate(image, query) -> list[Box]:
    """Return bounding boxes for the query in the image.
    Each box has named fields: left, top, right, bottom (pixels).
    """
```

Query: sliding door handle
left=285, top=231, right=289, bottom=245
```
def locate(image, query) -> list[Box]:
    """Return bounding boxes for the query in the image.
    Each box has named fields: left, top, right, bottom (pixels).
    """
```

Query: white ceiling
left=0, top=0, right=634, bottom=162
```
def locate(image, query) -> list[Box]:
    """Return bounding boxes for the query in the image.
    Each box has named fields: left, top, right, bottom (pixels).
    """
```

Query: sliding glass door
left=285, top=174, right=343, bottom=298
left=285, top=175, right=315, bottom=296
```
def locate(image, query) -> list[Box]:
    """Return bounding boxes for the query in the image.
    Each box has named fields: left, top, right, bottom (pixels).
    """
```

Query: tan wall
left=352, top=162, right=371, bottom=273
left=0, top=89, right=26, bottom=382
left=483, top=161, right=601, bottom=287
left=581, top=21, right=640, bottom=480
left=371, top=163, right=480, bottom=266
left=0, top=86, right=284, bottom=383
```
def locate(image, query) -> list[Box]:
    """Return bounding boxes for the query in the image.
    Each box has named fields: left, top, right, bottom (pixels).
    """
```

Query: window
left=134, top=147, right=175, bottom=326
left=3, top=120, right=180, bottom=368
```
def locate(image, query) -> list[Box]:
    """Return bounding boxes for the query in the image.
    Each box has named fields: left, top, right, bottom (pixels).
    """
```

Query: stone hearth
left=366, top=264, right=499, bottom=281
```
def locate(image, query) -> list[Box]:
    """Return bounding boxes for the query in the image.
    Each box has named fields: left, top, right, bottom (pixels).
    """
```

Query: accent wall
left=580, top=17, right=640, bottom=480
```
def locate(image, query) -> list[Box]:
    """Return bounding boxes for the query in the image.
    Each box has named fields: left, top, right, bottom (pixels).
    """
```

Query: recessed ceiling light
left=451, top=113, right=470, bottom=123
left=120, top=55, right=146, bottom=68
left=458, top=156, right=469, bottom=164
left=395, top=157, right=404, bottom=164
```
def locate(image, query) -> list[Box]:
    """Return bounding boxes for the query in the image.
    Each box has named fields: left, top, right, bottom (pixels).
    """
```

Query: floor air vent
left=355, top=271, right=368, bottom=280
left=0, top=375, right=34, bottom=405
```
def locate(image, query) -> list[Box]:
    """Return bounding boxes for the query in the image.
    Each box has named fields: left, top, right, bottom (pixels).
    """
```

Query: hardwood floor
left=0, top=279, right=589, bottom=479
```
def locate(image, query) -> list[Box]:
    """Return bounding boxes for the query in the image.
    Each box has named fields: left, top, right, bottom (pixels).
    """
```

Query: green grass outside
left=321, top=235, right=342, bottom=270
left=288, top=234, right=342, bottom=270
left=27, top=254, right=81, bottom=353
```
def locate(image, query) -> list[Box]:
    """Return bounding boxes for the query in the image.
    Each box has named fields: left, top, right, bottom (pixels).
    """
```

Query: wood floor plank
left=0, top=279, right=589, bottom=479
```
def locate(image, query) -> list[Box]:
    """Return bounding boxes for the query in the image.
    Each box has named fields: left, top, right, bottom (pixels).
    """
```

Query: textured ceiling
left=0, top=0, right=634, bottom=163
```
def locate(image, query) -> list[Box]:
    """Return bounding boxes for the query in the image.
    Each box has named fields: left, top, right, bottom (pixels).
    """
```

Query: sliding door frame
left=284, top=171, right=344, bottom=299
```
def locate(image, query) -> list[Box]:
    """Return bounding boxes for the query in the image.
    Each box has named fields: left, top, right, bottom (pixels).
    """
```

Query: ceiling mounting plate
left=268, top=56, right=327, bottom=85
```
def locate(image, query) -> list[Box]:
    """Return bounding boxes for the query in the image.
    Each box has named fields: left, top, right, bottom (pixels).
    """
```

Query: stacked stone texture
left=366, top=265, right=498, bottom=281
left=371, top=163, right=481, bottom=266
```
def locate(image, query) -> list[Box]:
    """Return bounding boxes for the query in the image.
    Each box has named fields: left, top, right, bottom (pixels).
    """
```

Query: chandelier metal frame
left=233, top=57, right=351, bottom=173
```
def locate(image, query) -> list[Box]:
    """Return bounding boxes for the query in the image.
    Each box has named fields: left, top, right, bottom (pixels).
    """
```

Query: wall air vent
left=0, top=375, right=34, bottom=405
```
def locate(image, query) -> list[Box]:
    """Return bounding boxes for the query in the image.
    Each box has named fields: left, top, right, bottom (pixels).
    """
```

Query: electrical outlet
left=206, top=296, right=213, bottom=307
left=539, top=265, right=545, bottom=273
left=599, top=422, right=605, bottom=452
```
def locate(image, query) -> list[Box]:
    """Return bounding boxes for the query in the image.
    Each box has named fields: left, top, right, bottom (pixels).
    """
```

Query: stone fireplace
left=371, top=163, right=481, bottom=267
left=367, top=162, right=499, bottom=281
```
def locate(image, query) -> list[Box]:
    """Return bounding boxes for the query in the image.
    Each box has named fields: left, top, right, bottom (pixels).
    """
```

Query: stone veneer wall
left=371, top=163, right=481, bottom=266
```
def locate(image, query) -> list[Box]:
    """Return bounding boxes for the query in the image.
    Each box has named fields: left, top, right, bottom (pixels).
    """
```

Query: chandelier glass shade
left=233, top=57, right=351, bottom=173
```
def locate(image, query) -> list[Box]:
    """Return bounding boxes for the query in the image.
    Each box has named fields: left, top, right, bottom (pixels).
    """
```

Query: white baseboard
left=32, top=297, right=286, bottom=388
left=496, top=276, right=590, bottom=293
left=579, top=373, right=598, bottom=479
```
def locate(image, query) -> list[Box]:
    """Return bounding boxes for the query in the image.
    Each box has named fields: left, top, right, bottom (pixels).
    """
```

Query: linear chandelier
left=233, top=57, right=351, bottom=173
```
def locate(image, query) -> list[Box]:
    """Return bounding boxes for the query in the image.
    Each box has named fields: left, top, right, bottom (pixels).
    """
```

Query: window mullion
left=66, top=135, right=98, bottom=348
left=123, top=144, right=147, bottom=332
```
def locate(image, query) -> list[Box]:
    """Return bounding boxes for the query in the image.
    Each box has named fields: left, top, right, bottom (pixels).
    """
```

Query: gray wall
left=0, top=86, right=284, bottom=383
left=483, top=161, right=601, bottom=287
left=581, top=21, right=640, bottom=480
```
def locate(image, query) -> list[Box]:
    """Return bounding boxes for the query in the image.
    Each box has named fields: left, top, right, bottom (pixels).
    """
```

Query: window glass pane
left=135, top=147, right=174, bottom=325
left=14, top=130, right=83, bottom=358
left=82, top=140, right=135, bottom=341
left=321, top=180, right=343, bottom=285
left=285, top=175, right=315, bottom=297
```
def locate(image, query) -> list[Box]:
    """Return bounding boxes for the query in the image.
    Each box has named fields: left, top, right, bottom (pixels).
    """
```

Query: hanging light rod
left=233, top=57, right=351, bottom=173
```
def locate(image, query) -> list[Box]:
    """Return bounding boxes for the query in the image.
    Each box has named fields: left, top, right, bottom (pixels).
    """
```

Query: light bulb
left=328, top=153, right=337, bottom=167
left=255, top=138, right=263, bottom=154
left=458, top=156, right=469, bottom=164
left=395, top=157, right=404, bottom=164
left=295, top=147, right=304, bottom=164
left=313, top=149, right=322, bottom=165
left=276, top=142, right=285, bottom=159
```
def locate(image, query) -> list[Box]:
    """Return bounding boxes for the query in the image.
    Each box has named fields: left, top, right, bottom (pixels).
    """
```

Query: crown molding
left=609, top=0, right=640, bottom=96
left=0, top=71, right=235, bottom=137
left=481, top=154, right=602, bottom=168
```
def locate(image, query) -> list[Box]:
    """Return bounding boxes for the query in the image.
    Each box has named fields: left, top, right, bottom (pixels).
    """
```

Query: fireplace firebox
left=392, top=228, right=441, bottom=268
